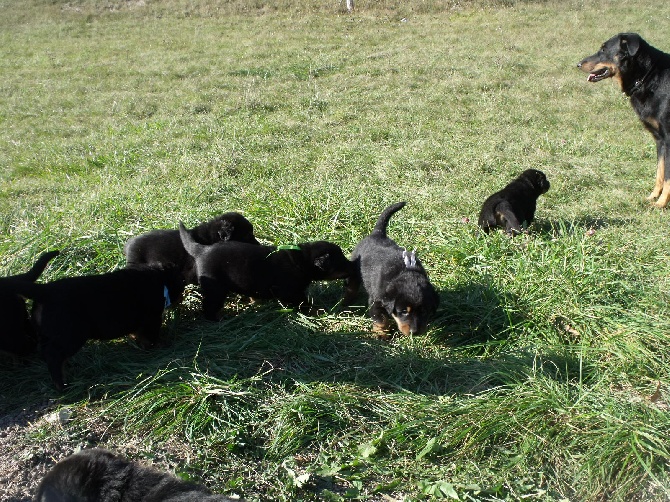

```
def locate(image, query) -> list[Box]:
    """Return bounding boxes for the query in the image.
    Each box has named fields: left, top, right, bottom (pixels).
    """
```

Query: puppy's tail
left=13, top=250, right=59, bottom=282
left=372, top=202, right=406, bottom=237
left=179, top=222, right=206, bottom=258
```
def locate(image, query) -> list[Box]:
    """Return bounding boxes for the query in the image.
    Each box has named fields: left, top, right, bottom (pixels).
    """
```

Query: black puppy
left=35, top=448, right=239, bottom=502
left=578, top=33, right=670, bottom=207
left=478, top=169, right=550, bottom=234
left=344, top=202, right=439, bottom=337
left=0, top=250, right=59, bottom=357
left=179, top=222, right=352, bottom=320
left=9, top=265, right=184, bottom=390
left=125, top=212, right=259, bottom=285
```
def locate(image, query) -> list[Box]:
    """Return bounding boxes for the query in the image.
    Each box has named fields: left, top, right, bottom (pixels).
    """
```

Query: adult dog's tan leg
left=647, top=155, right=664, bottom=200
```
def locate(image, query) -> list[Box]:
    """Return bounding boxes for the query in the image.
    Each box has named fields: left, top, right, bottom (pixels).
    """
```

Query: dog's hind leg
left=647, top=140, right=665, bottom=201
left=495, top=202, right=523, bottom=235
left=199, top=276, right=228, bottom=321
left=653, top=142, right=670, bottom=207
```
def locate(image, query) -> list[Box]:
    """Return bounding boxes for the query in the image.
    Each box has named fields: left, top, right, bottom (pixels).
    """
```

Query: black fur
left=578, top=33, right=670, bottom=207
left=124, top=212, right=259, bottom=285
left=0, top=250, right=59, bottom=357
left=8, top=265, right=184, bottom=390
left=179, top=222, right=352, bottom=320
left=344, top=202, right=439, bottom=336
left=478, top=169, right=550, bottom=234
left=35, top=448, right=239, bottom=502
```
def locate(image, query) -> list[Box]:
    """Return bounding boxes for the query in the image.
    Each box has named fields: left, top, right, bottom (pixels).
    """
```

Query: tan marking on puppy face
left=392, top=314, right=412, bottom=336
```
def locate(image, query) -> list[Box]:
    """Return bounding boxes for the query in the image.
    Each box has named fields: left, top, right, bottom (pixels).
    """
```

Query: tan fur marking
left=647, top=156, right=665, bottom=200
left=392, top=315, right=412, bottom=336
left=654, top=180, right=670, bottom=208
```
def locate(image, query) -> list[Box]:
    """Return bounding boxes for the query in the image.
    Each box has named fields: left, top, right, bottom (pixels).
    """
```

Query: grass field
left=1, top=0, right=669, bottom=500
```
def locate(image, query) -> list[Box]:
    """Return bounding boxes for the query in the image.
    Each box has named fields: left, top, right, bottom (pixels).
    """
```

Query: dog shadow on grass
left=0, top=280, right=591, bottom=419
left=533, top=215, right=633, bottom=236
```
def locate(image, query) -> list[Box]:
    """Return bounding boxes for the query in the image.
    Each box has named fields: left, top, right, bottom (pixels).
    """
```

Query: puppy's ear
left=314, top=253, right=330, bottom=271
left=381, top=287, right=396, bottom=315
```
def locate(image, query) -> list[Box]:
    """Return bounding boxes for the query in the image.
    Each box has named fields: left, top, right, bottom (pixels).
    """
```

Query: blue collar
left=163, top=285, right=171, bottom=308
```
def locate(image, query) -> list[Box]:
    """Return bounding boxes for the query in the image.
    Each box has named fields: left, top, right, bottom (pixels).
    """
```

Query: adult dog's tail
left=12, top=250, right=59, bottom=282
left=178, top=222, right=207, bottom=258
left=372, top=202, right=406, bottom=237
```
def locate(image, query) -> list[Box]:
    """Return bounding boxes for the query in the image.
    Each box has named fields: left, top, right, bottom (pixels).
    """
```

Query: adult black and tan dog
left=578, top=33, right=670, bottom=207
left=35, top=448, right=239, bottom=502
left=179, top=223, right=352, bottom=320
left=125, top=212, right=260, bottom=285
left=344, top=202, right=439, bottom=337
left=478, top=169, right=550, bottom=234
left=8, top=265, right=184, bottom=390
left=0, top=250, right=59, bottom=357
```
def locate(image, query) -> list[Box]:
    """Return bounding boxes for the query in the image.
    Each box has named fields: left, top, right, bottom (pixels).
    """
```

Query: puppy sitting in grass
left=125, top=212, right=260, bottom=285
left=344, top=202, right=439, bottom=337
left=179, top=222, right=352, bottom=320
left=8, top=265, right=184, bottom=390
left=35, top=448, right=239, bottom=502
left=0, top=250, right=59, bottom=357
left=478, top=168, right=550, bottom=235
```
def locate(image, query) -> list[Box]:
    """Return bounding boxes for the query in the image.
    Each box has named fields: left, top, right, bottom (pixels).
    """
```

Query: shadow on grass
left=533, top=215, right=634, bottom=236
left=0, top=280, right=592, bottom=420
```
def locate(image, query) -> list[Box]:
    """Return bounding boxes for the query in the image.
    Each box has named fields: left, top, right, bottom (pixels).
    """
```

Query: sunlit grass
left=1, top=0, right=669, bottom=500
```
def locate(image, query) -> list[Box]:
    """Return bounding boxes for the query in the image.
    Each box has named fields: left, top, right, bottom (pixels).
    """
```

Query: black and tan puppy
left=8, top=265, right=184, bottom=390
left=478, top=169, right=550, bottom=234
left=578, top=33, right=670, bottom=207
left=179, top=222, right=352, bottom=320
left=0, top=250, right=59, bottom=357
left=344, top=202, right=439, bottom=337
left=125, top=212, right=259, bottom=285
left=35, top=448, right=239, bottom=502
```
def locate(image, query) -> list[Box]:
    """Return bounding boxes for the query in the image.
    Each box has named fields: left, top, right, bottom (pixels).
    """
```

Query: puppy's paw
left=372, top=321, right=393, bottom=340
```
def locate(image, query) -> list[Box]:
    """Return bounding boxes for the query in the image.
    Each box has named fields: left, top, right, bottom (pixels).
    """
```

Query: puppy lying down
left=345, top=202, right=439, bottom=336
left=0, top=250, right=59, bottom=357
left=478, top=169, right=550, bottom=234
left=125, top=212, right=259, bottom=285
left=35, top=448, right=240, bottom=502
left=179, top=222, right=352, bottom=320
left=9, top=265, right=184, bottom=390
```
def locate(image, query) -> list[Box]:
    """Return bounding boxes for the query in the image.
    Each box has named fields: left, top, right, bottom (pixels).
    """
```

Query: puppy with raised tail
left=125, top=212, right=259, bottom=285
left=0, top=250, right=59, bottom=357
left=344, top=202, right=439, bottom=337
left=8, top=265, right=184, bottom=390
left=179, top=222, right=353, bottom=320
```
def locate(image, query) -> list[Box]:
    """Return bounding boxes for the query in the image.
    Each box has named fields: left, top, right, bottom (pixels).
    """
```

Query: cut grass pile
left=0, top=0, right=669, bottom=500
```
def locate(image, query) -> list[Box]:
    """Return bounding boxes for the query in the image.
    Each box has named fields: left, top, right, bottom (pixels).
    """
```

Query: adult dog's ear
left=621, top=33, right=641, bottom=57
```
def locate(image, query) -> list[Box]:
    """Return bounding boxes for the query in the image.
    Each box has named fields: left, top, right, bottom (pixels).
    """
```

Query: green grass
left=1, top=0, right=670, bottom=500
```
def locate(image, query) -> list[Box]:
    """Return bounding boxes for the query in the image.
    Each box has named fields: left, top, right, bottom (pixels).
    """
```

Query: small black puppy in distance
left=179, top=222, right=352, bottom=320
left=0, top=250, right=59, bottom=357
left=124, top=212, right=260, bottom=285
left=578, top=33, right=670, bottom=207
left=9, top=265, right=184, bottom=390
left=478, top=169, right=550, bottom=235
left=344, top=202, right=439, bottom=337
left=35, top=448, right=240, bottom=502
